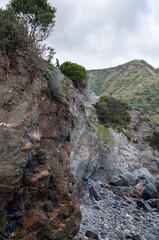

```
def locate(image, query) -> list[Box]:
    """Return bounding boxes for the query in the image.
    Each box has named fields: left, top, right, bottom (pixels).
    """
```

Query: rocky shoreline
left=74, top=179, right=159, bottom=240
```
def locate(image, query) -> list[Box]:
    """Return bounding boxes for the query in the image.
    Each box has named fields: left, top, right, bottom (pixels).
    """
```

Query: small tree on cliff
left=60, top=61, right=87, bottom=89
left=9, top=0, right=56, bottom=42
left=0, top=8, right=30, bottom=50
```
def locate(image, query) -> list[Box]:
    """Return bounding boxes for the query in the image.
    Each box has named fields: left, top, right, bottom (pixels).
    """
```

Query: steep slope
left=87, top=60, right=159, bottom=124
left=50, top=69, right=159, bottom=188
left=1, top=49, right=159, bottom=240
left=0, top=51, right=81, bottom=239
left=85, top=97, right=159, bottom=186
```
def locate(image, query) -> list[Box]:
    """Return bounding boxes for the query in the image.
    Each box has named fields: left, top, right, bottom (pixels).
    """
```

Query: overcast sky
left=1, top=0, right=159, bottom=70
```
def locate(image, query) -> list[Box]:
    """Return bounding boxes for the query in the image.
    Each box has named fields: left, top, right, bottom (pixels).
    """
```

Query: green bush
left=62, top=100, right=70, bottom=110
left=80, top=103, right=85, bottom=112
left=143, top=132, right=159, bottom=150
left=149, top=131, right=159, bottom=150
left=94, top=95, right=131, bottom=128
left=60, top=61, right=87, bottom=89
left=45, top=69, right=52, bottom=79
left=71, top=115, right=79, bottom=130
left=123, top=131, right=132, bottom=141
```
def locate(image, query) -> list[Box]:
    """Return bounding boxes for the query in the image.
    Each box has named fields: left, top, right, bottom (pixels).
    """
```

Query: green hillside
left=87, top=60, right=159, bottom=124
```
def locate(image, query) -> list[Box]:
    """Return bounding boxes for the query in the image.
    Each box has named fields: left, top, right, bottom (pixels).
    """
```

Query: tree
left=9, top=0, right=56, bottom=42
left=0, top=8, right=30, bottom=50
left=60, top=61, right=87, bottom=89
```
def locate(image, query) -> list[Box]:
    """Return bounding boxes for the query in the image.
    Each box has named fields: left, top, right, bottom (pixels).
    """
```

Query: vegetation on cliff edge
left=60, top=61, right=87, bottom=89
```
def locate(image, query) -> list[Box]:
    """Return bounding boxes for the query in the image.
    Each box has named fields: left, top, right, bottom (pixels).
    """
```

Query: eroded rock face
left=0, top=54, right=81, bottom=239
left=49, top=71, right=104, bottom=192
left=50, top=70, right=159, bottom=190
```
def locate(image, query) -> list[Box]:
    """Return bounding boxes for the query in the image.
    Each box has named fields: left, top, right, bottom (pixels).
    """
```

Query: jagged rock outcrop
left=50, top=70, right=159, bottom=190
left=49, top=70, right=105, bottom=193
left=0, top=53, right=81, bottom=239
left=96, top=107, right=159, bottom=186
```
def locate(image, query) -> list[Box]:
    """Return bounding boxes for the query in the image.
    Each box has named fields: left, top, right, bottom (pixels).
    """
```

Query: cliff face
left=49, top=70, right=104, bottom=193
left=1, top=51, right=159, bottom=240
left=0, top=53, right=81, bottom=240
left=49, top=70, right=159, bottom=191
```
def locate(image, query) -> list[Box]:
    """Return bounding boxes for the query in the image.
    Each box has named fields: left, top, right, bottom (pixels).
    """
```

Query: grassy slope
left=87, top=60, right=159, bottom=124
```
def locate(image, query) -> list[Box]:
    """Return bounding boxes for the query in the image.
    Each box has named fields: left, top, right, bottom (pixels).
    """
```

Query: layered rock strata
left=0, top=53, right=81, bottom=240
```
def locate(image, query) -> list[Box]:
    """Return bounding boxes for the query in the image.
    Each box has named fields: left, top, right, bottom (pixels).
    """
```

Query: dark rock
left=142, top=180, right=158, bottom=200
left=85, top=230, right=99, bottom=239
left=155, top=179, right=159, bottom=194
left=136, top=199, right=152, bottom=212
left=43, top=201, right=53, bottom=212
left=147, top=199, right=159, bottom=208
left=35, top=149, right=47, bottom=165
left=109, top=174, right=129, bottom=186
left=89, top=185, right=101, bottom=201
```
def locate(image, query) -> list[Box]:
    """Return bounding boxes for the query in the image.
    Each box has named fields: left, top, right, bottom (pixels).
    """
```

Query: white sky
left=1, top=0, right=159, bottom=70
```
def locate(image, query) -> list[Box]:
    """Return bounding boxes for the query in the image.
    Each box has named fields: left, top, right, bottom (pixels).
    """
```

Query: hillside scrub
left=60, top=61, right=87, bottom=89
left=87, top=60, right=159, bottom=124
left=94, top=95, right=131, bottom=127
left=144, top=131, right=159, bottom=150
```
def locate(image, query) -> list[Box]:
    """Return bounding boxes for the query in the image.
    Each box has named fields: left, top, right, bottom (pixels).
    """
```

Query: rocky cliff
left=1, top=50, right=159, bottom=240
left=0, top=52, right=81, bottom=240
left=50, top=69, right=159, bottom=189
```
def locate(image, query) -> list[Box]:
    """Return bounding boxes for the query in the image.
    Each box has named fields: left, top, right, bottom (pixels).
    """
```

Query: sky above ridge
left=1, top=0, right=159, bottom=70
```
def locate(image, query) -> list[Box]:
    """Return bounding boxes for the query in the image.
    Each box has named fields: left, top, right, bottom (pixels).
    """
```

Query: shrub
left=60, top=61, right=87, bottom=89
left=71, top=115, right=79, bottom=130
left=80, top=103, right=85, bottom=112
left=149, top=131, right=159, bottom=150
left=143, top=132, right=159, bottom=150
left=94, top=95, right=131, bottom=128
left=45, top=69, right=52, bottom=79
left=123, top=131, right=132, bottom=141
left=62, top=100, right=70, bottom=110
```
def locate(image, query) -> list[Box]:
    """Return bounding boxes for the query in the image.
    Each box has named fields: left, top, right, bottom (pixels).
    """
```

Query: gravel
left=74, top=182, right=159, bottom=240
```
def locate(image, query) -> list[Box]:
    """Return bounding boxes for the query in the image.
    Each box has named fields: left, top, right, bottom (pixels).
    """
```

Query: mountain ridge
left=87, top=59, right=159, bottom=124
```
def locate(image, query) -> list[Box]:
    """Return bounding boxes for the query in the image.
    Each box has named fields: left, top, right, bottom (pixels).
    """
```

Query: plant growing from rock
left=80, top=103, right=85, bottom=112
left=45, top=69, right=52, bottom=80
left=71, top=114, right=79, bottom=130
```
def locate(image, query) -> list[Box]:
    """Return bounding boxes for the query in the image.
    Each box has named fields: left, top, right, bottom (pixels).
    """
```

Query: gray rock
left=142, top=180, right=158, bottom=200
left=89, top=185, right=101, bottom=201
